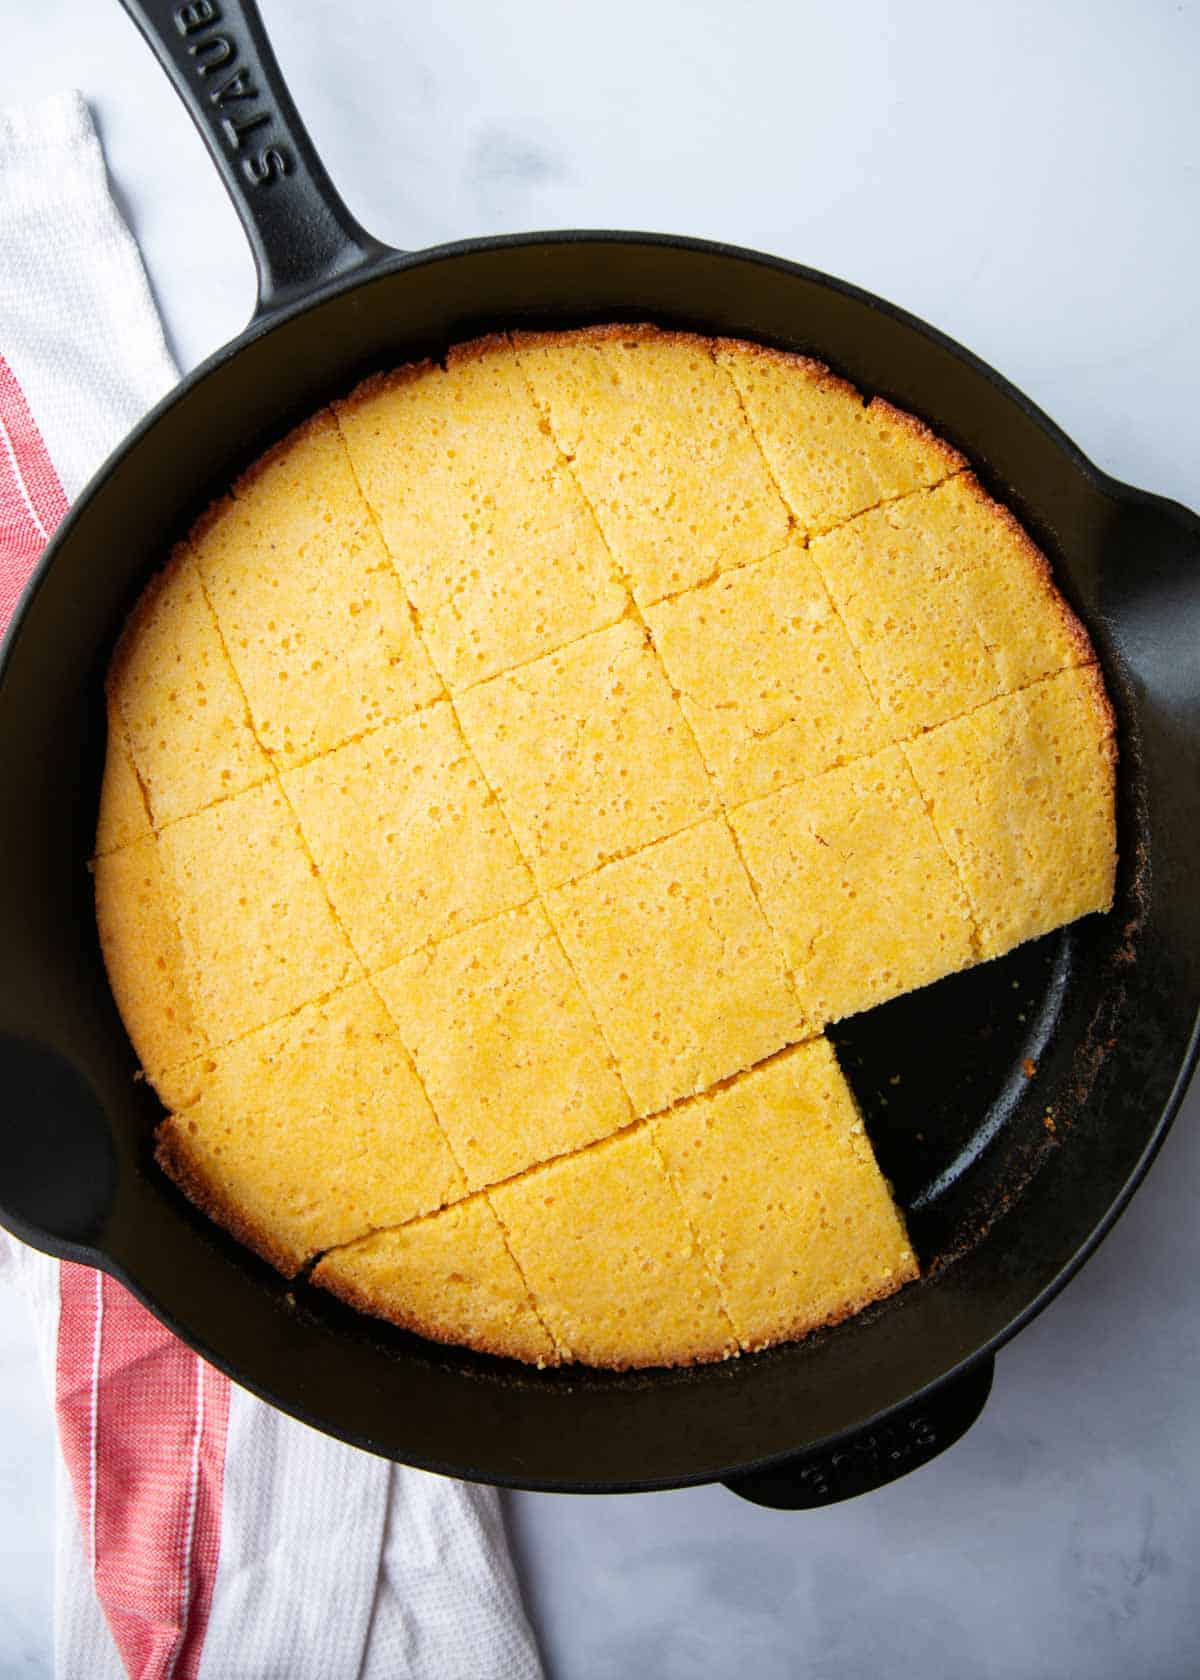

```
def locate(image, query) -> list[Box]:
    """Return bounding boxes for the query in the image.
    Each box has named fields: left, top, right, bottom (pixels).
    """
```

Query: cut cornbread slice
left=904, top=665, right=1116, bottom=959
left=282, top=702, right=533, bottom=971
left=516, top=326, right=789, bottom=606
left=95, top=706, right=152, bottom=855
left=716, top=340, right=965, bottom=537
left=645, top=535, right=892, bottom=807
left=491, top=1126, right=736, bottom=1368
left=335, top=339, right=626, bottom=688
left=546, top=818, right=806, bottom=1115
left=457, top=617, right=716, bottom=890
left=375, top=901, right=632, bottom=1188
left=158, top=780, right=357, bottom=1043
left=192, top=413, right=441, bottom=769
left=156, top=982, right=465, bottom=1276
left=653, top=1040, right=918, bottom=1349
left=809, top=474, right=1092, bottom=735
left=108, top=552, right=270, bottom=826
left=94, top=836, right=205, bottom=1077
left=313, top=1198, right=557, bottom=1365
left=730, top=745, right=976, bottom=1026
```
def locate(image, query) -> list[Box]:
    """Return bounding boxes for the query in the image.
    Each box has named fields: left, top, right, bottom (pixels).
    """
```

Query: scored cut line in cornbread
left=375, top=899, right=632, bottom=1190
left=903, top=664, right=1116, bottom=959
left=546, top=817, right=808, bottom=1117
left=653, top=1040, right=918, bottom=1350
left=730, top=744, right=977, bottom=1028
left=156, top=981, right=465, bottom=1276
left=516, top=326, right=790, bottom=607
left=646, top=534, right=893, bottom=808
left=313, top=1197, right=558, bottom=1365
left=157, top=779, right=358, bottom=1045
left=716, top=339, right=966, bottom=537
left=282, top=701, right=534, bottom=973
left=95, top=704, right=152, bottom=856
left=335, top=338, right=627, bottom=689
left=809, top=474, right=1094, bottom=736
left=108, top=551, right=271, bottom=827
left=193, top=411, right=442, bottom=771
left=491, top=1125, right=737, bottom=1369
left=457, top=616, right=717, bottom=891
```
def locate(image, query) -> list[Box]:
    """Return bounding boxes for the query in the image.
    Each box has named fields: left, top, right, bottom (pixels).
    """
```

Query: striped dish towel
left=0, top=91, right=543, bottom=1680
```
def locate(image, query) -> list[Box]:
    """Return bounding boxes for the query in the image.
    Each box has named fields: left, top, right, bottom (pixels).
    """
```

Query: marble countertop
left=2, top=1, right=1198, bottom=1674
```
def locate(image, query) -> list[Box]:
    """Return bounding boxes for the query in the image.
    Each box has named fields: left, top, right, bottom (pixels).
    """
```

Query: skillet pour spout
left=0, top=0, right=1197, bottom=1505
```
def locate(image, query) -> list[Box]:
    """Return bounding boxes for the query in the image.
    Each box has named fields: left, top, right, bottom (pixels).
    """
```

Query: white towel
left=0, top=90, right=543, bottom=1680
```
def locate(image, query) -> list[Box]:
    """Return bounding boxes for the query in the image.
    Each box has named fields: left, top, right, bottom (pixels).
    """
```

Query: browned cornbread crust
left=97, top=323, right=1117, bottom=1370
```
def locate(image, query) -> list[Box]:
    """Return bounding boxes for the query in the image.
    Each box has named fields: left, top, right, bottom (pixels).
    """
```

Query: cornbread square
left=810, top=475, right=1092, bottom=735
left=313, top=1198, right=557, bottom=1364
left=376, top=901, right=632, bottom=1188
left=156, top=983, right=464, bottom=1275
left=192, top=413, right=441, bottom=769
left=646, top=536, right=892, bottom=807
left=516, top=326, right=789, bottom=606
left=95, top=706, right=151, bottom=855
left=716, top=341, right=964, bottom=536
left=94, top=837, right=205, bottom=1077
left=283, top=702, right=533, bottom=971
left=654, top=1040, right=918, bottom=1349
left=335, top=341, right=626, bottom=687
left=730, top=746, right=976, bottom=1026
left=457, top=618, right=716, bottom=890
left=546, top=818, right=806, bottom=1115
left=158, top=780, right=357, bottom=1043
left=108, top=553, right=270, bottom=826
left=491, top=1127, right=735, bottom=1368
left=904, top=666, right=1116, bottom=959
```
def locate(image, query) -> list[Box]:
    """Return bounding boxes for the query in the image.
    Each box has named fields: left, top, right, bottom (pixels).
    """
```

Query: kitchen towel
left=0, top=89, right=543, bottom=1680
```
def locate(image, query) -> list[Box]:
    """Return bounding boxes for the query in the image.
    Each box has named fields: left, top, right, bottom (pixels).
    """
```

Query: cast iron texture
left=0, top=0, right=1196, bottom=1502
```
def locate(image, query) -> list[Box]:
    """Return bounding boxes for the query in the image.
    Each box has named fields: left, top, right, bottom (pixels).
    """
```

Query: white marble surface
left=2, top=1, right=1199, bottom=1674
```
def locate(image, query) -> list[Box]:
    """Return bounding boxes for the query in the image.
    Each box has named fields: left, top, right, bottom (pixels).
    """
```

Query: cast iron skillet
left=1, top=0, right=1197, bottom=1510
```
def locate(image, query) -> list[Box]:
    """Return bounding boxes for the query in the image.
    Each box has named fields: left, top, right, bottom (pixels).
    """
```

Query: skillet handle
left=722, top=1355, right=995, bottom=1509
left=117, top=0, right=393, bottom=316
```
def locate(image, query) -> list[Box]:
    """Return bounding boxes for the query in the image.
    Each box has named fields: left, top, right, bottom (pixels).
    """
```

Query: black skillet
left=1, top=0, right=1197, bottom=1509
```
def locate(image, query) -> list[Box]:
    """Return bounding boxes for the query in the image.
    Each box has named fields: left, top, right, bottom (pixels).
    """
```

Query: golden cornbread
left=94, top=324, right=1116, bottom=1371
left=156, top=780, right=357, bottom=1046
left=95, top=705, right=152, bottom=855
left=335, top=339, right=626, bottom=688
left=716, top=339, right=965, bottom=536
left=456, top=616, right=716, bottom=891
left=810, top=474, right=1092, bottom=735
left=191, top=412, right=441, bottom=770
left=375, top=900, right=632, bottom=1189
left=108, top=551, right=270, bottom=827
left=490, top=1127, right=737, bottom=1369
left=516, top=325, right=790, bottom=605
left=653, top=1041, right=918, bottom=1349
left=313, top=1198, right=557, bottom=1365
left=730, top=745, right=976, bottom=1027
left=281, top=702, right=534, bottom=971
left=645, top=534, right=891, bottom=807
left=904, top=665, right=1117, bottom=958
left=546, top=818, right=808, bottom=1116
left=156, top=982, right=464, bottom=1276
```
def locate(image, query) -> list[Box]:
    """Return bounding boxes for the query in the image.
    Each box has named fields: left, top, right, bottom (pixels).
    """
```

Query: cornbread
left=730, top=745, right=976, bottom=1026
left=546, top=818, right=808, bottom=1117
left=456, top=616, right=716, bottom=891
left=653, top=1041, right=918, bottom=1349
left=95, top=325, right=1116, bottom=1371
left=375, top=900, right=632, bottom=1189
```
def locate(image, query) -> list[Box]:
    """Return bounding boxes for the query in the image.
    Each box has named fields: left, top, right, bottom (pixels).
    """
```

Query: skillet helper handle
left=722, top=1355, right=995, bottom=1509
left=117, top=0, right=392, bottom=316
